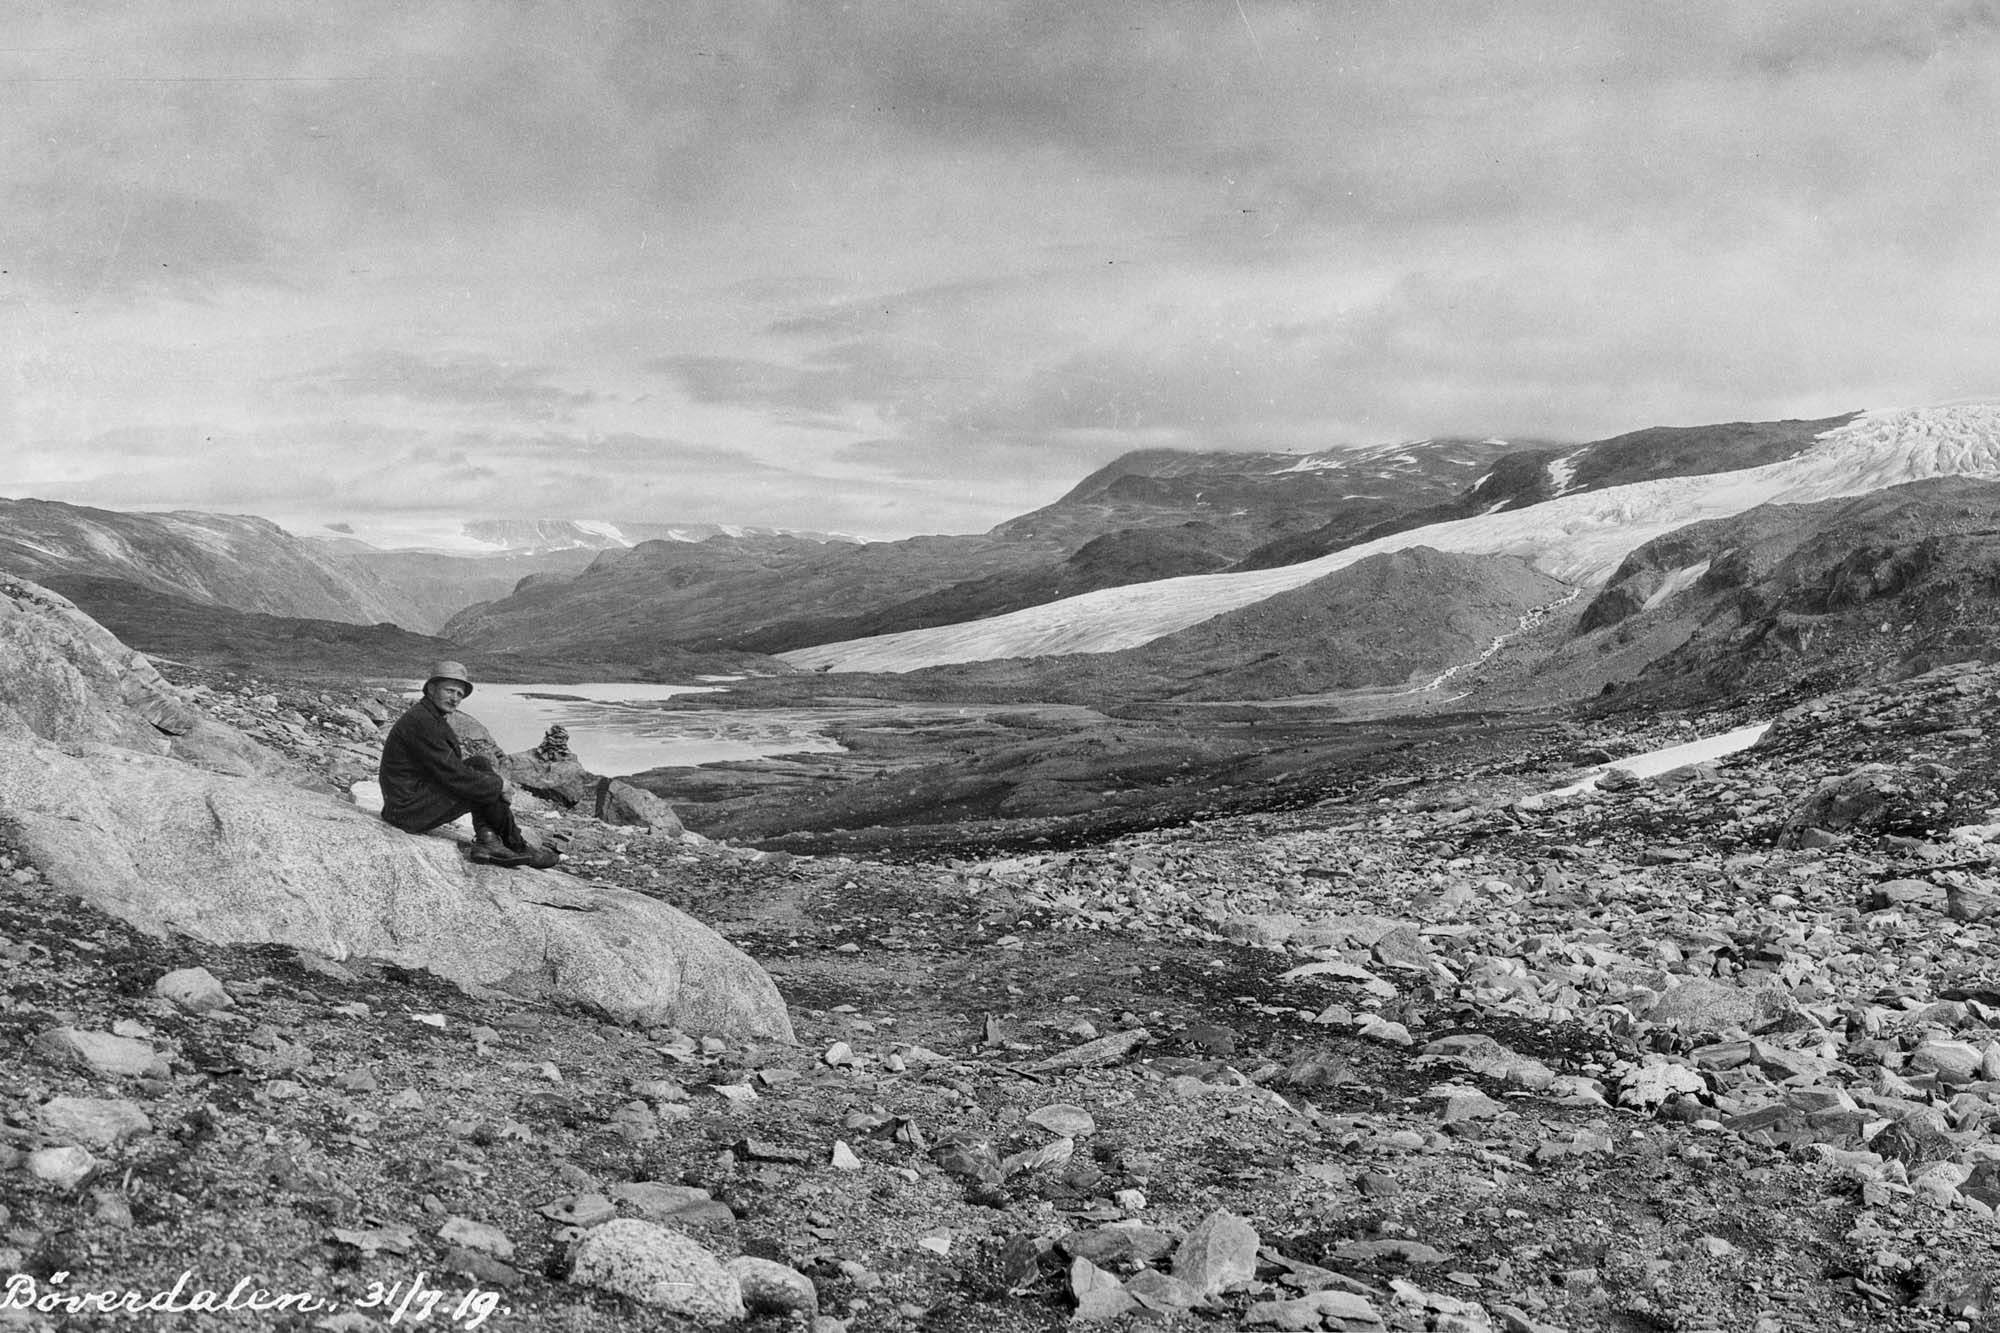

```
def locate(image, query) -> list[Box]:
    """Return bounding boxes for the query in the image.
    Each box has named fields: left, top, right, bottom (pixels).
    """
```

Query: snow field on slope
left=780, top=405, right=2000, bottom=673
left=1526, top=722, right=1773, bottom=804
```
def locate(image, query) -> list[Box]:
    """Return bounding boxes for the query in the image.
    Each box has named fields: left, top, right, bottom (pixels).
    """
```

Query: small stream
left=1400, top=586, right=1586, bottom=697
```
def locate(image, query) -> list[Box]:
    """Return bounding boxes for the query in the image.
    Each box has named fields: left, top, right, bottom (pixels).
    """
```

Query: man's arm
left=401, top=714, right=505, bottom=803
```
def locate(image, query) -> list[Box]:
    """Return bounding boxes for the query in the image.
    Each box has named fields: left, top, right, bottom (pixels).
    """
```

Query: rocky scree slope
left=10, top=657, right=2000, bottom=1329
left=1550, top=475, right=2000, bottom=715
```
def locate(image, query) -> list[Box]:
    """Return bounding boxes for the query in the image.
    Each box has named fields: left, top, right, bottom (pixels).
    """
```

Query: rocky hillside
left=330, top=521, right=864, bottom=633
left=1522, top=476, right=2000, bottom=715
left=721, top=525, right=1244, bottom=656
left=27, top=573, right=775, bottom=685
left=995, top=438, right=1522, bottom=550
left=9, top=615, right=2000, bottom=1328
left=331, top=546, right=608, bottom=634
left=1233, top=414, right=1857, bottom=572
left=906, top=547, right=1573, bottom=705
left=0, top=497, right=421, bottom=625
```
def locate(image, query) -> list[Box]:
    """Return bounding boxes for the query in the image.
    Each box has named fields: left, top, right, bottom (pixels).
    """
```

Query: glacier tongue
left=781, top=404, right=2000, bottom=674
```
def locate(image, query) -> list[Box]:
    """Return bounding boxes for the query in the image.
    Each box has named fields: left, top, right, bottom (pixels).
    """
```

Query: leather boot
left=470, top=830, right=530, bottom=866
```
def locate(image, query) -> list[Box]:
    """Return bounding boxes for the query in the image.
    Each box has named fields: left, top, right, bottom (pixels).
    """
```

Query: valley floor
left=6, top=664, right=2000, bottom=1330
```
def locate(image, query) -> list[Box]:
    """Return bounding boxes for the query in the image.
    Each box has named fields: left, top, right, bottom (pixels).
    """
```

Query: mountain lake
left=444, top=681, right=846, bottom=775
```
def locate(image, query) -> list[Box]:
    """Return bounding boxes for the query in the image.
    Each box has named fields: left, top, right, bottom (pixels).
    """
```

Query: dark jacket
left=378, top=697, right=504, bottom=832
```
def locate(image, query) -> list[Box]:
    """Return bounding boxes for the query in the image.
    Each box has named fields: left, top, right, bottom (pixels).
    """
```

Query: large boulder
left=1778, top=761, right=1957, bottom=848
left=596, top=778, right=686, bottom=834
left=446, top=710, right=506, bottom=764
left=501, top=750, right=596, bottom=807
left=0, top=739, right=793, bottom=1040
left=0, top=576, right=791, bottom=1040
left=0, top=575, right=291, bottom=780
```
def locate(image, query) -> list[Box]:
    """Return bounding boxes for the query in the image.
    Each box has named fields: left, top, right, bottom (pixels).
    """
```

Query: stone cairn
left=532, top=725, right=572, bottom=763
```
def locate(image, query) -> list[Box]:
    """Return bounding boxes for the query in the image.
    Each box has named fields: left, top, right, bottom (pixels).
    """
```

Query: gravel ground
left=5, top=661, right=2000, bottom=1331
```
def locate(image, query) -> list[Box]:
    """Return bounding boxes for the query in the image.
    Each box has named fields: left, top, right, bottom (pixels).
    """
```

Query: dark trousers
left=385, top=762, right=528, bottom=851
left=379, top=758, right=527, bottom=852
left=415, top=795, right=527, bottom=852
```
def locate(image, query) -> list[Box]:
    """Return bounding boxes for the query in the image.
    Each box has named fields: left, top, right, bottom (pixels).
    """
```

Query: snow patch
left=79, top=526, right=134, bottom=561
left=572, top=519, right=636, bottom=546
left=1545, top=454, right=1579, bottom=495
left=1529, top=722, right=1771, bottom=803
left=1641, top=561, right=1711, bottom=612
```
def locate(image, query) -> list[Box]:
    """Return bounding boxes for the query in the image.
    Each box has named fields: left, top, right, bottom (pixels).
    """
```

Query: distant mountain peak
left=314, top=517, right=864, bottom=556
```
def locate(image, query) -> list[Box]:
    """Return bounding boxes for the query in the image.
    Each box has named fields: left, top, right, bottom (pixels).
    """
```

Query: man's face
left=426, top=680, right=468, bottom=712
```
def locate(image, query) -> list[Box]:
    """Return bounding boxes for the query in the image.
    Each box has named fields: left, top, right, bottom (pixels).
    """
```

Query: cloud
left=7, top=2, right=2000, bottom=539
left=277, top=351, right=598, bottom=419
left=648, top=354, right=854, bottom=419
left=0, top=178, right=281, bottom=303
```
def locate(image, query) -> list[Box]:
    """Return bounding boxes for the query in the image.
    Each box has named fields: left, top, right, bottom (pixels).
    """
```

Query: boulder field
left=0, top=575, right=792, bottom=1041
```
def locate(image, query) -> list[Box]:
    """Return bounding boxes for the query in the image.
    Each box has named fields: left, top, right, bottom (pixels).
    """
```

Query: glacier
left=780, top=404, right=2000, bottom=674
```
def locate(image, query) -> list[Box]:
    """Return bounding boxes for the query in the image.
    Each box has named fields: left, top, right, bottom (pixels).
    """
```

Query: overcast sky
left=4, top=3, right=1997, bottom=543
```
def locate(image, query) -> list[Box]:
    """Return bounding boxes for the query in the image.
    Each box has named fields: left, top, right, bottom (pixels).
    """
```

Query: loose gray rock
left=1220, top=913, right=1303, bottom=948
left=1027, top=1028, right=1149, bottom=1072
left=1779, top=762, right=1952, bottom=847
left=1026, top=1103, right=1096, bottom=1137
left=1172, top=1209, right=1259, bottom=1297
left=568, top=1218, right=745, bottom=1322
left=27, top=1145, right=98, bottom=1190
left=1125, top=1269, right=1202, bottom=1312
left=155, top=965, right=232, bottom=1012
left=1245, top=1289, right=1387, bottom=1330
left=1947, top=883, right=1998, bottom=922
left=1065, top=1223, right=1176, bottom=1269
left=1070, top=1257, right=1139, bottom=1322
left=597, top=779, right=686, bottom=835
left=609, top=1181, right=715, bottom=1219
left=1909, top=1035, right=1984, bottom=1084
left=439, top=1217, right=516, bottom=1260
left=1863, top=879, right=1944, bottom=911
left=726, top=1256, right=817, bottom=1318
left=540, top=1193, right=618, bottom=1227
left=1647, top=978, right=1799, bottom=1036
left=38, top=1096, right=152, bottom=1148
left=33, top=1029, right=164, bottom=1078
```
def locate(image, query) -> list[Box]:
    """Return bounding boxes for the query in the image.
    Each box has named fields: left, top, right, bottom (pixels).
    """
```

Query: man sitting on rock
left=377, top=661, right=559, bottom=869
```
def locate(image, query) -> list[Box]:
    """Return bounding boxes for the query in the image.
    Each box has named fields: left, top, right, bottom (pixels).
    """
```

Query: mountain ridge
left=779, top=406, right=2000, bottom=673
left=0, top=497, right=420, bottom=626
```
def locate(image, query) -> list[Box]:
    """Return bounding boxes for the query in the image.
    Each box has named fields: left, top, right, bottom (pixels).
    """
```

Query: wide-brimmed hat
left=423, top=660, right=474, bottom=696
